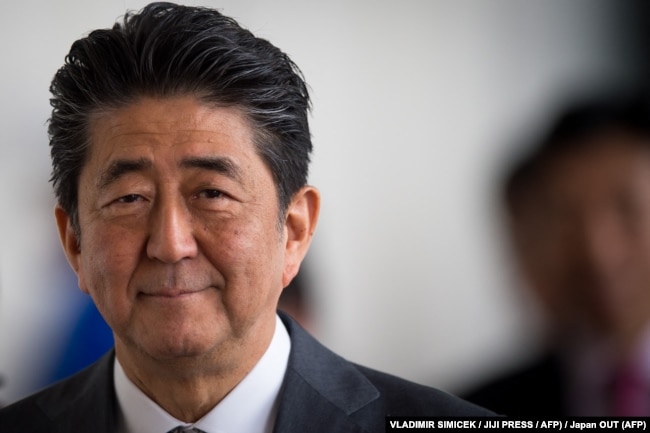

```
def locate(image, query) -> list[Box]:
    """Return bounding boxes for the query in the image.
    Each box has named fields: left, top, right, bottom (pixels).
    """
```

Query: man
left=463, top=93, right=650, bottom=416
left=0, top=3, right=490, bottom=431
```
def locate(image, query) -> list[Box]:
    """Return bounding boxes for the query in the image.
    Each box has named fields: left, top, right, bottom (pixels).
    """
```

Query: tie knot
left=167, top=427, right=207, bottom=433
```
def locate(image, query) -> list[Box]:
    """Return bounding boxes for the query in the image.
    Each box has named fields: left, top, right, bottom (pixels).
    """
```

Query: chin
left=136, top=329, right=223, bottom=361
left=149, top=343, right=217, bottom=363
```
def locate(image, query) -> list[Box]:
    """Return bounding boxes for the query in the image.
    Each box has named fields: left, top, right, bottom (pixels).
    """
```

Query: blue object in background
left=47, top=298, right=113, bottom=383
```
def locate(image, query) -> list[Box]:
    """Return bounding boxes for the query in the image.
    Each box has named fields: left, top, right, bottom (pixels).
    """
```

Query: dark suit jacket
left=461, top=352, right=566, bottom=416
left=0, top=313, right=492, bottom=432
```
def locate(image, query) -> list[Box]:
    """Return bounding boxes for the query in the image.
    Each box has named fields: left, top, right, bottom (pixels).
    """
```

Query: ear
left=282, top=186, right=320, bottom=287
left=54, top=205, right=88, bottom=294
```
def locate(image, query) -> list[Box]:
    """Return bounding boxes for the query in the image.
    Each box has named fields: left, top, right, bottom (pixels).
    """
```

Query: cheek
left=78, top=226, right=142, bottom=295
left=203, top=213, right=282, bottom=263
left=203, top=220, right=285, bottom=295
left=77, top=235, right=143, bottom=331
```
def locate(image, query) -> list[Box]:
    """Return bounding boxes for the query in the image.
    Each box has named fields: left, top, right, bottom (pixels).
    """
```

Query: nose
left=146, top=196, right=198, bottom=263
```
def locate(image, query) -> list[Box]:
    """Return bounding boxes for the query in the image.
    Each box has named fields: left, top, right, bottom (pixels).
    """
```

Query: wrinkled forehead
left=84, top=97, right=256, bottom=166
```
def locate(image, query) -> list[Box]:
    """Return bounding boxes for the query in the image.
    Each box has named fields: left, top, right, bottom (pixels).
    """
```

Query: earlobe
left=282, top=186, right=320, bottom=287
left=54, top=205, right=85, bottom=288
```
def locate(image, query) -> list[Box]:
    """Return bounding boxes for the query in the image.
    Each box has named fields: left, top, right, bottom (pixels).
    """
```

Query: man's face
left=513, top=130, right=650, bottom=345
left=56, top=96, right=316, bottom=364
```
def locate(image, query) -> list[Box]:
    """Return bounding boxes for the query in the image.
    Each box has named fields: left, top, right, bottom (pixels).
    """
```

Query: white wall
left=0, top=0, right=634, bottom=403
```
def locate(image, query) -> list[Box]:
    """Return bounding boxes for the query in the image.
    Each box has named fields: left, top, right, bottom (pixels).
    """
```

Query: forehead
left=540, top=131, right=650, bottom=199
left=84, top=96, right=261, bottom=175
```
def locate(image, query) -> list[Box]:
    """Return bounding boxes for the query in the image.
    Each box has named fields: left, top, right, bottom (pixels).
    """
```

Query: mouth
left=139, top=287, right=211, bottom=299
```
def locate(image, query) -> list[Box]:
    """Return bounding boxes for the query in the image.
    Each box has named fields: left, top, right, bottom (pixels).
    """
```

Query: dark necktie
left=167, top=427, right=207, bottom=433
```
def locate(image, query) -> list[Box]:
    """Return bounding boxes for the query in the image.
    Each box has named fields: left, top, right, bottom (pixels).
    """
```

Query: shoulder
left=0, top=351, right=117, bottom=433
left=0, top=392, right=49, bottom=433
left=0, top=375, right=86, bottom=432
left=355, top=363, right=494, bottom=416
left=279, top=312, right=494, bottom=419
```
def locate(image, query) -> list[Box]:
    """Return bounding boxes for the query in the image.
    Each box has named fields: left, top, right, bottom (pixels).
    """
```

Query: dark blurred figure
left=464, top=92, right=650, bottom=416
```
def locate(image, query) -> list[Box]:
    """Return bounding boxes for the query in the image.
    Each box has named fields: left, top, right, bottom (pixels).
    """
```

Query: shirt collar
left=114, top=314, right=291, bottom=433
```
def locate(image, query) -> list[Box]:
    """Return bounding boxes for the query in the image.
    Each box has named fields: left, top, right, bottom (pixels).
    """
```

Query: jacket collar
left=274, top=312, right=380, bottom=433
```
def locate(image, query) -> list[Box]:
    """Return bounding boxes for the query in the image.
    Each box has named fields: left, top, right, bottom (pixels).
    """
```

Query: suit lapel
left=274, top=313, right=381, bottom=433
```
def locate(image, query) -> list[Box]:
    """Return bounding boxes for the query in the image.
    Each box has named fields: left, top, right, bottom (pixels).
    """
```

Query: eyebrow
left=97, top=156, right=243, bottom=190
left=98, top=157, right=152, bottom=190
left=180, top=156, right=242, bottom=182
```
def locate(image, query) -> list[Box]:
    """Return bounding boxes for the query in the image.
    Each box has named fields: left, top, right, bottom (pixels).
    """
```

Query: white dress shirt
left=114, top=315, right=291, bottom=433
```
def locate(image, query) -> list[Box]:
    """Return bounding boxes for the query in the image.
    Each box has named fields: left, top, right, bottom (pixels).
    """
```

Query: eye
left=102, top=193, right=148, bottom=215
left=116, top=194, right=144, bottom=204
left=197, top=189, right=224, bottom=199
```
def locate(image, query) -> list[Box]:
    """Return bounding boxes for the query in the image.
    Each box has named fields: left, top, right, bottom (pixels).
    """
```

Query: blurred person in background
left=463, top=91, right=650, bottom=416
left=0, top=3, right=491, bottom=431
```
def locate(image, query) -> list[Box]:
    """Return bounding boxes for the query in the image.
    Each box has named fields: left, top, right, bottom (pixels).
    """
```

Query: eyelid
left=195, top=188, right=226, bottom=199
left=103, top=194, right=147, bottom=208
left=117, top=193, right=144, bottom=202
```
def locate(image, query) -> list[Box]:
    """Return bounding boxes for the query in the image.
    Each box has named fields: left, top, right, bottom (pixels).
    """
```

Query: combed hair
left=49, top=2, right=312, bottom=232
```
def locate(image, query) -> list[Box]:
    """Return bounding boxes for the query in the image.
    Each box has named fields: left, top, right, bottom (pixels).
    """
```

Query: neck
left=115, top=319, right=276, bottom=422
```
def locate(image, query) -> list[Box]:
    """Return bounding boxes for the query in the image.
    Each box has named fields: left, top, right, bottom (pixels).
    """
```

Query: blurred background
left=1, top=0, right=649, bottom=406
